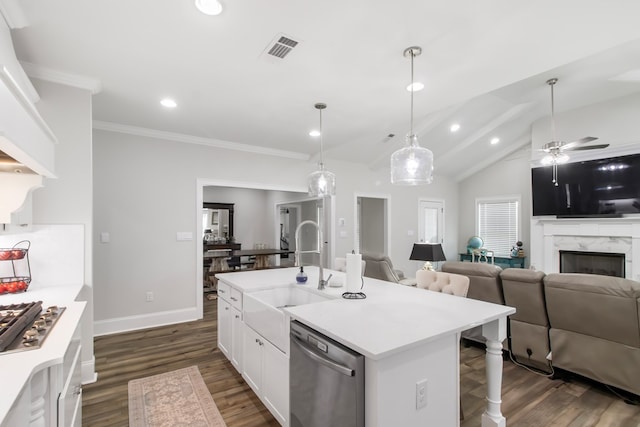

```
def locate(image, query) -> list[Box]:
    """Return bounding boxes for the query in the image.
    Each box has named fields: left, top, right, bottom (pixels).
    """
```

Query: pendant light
left=390, top=46, right=434, bottom=185
left=308, top=103, right=336, bottom=197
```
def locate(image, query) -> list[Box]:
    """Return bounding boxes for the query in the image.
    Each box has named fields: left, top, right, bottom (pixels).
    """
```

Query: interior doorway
left=355, top=195, right=389, bottom=255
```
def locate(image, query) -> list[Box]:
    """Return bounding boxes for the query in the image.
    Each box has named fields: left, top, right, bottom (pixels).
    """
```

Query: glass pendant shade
left=391, top=134, right=434, bottom=185
left=308, top=164, right=336, bottom=197
left=391, top=46, right=434, bottom=185
left=307, top=102, right=336, bottom=197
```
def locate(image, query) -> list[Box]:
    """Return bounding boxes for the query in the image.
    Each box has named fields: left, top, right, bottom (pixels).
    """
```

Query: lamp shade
left=308, top=166, right=336, bottom=197
left=410, top=243, right=446, bottom=262
left=390, top=135, right=434, bottom=185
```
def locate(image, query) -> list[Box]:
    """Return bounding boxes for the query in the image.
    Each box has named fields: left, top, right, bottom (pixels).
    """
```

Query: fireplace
left=559, top=250, right=625, bottom=278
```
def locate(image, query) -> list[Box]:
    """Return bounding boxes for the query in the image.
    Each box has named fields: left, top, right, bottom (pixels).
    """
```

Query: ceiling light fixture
left=307, top=103, right=336, bottom=197
left=160, top=98, right=177, bottom=108
left=195, top=0, right=222, bottom=16
left=391, top=46, right=433, bottom=185
left=490, top=137, right=500, bottom=145
left=450, top=123, right=460, bottom=132
left=309, top=130, right=321, bottom=137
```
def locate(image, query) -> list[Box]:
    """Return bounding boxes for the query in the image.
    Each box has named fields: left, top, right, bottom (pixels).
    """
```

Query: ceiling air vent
left=265, top=35, right=299, bottom=59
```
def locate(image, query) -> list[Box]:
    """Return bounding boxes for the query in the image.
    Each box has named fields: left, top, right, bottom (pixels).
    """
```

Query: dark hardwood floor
left=83, top=296, right=640, bottom=426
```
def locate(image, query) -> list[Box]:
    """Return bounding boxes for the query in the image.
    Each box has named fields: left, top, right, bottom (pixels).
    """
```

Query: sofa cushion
left=544, top=273, right=640, bottom=348
left=501, top=268, right=548, bottom=325
left=441, top=261, right=504, bottom=305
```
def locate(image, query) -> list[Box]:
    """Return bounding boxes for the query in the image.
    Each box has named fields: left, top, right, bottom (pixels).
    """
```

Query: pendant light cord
left=319, top=107, right=324, bottom=167
left=550, top=82, right=556, bottom=141
left=410, top=49, right=414, bottom=139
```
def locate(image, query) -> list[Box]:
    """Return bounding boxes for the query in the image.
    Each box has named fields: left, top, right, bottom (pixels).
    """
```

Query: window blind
left=477, top=199, right=519, bottom=257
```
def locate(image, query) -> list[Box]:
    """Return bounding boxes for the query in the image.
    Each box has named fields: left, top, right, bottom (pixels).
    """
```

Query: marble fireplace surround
left=531, top=217, right=640, bottom=281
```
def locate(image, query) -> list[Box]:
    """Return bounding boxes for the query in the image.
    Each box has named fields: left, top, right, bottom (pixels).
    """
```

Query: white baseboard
left=93, top=307, right=200, bottom=337
left=82, top=357, right=97, bottom=385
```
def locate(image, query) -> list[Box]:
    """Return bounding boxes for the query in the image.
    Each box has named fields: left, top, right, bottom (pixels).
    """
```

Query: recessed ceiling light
left=490, top=137, right=500, bottom=145
left=160, top=98, right=177, bottom=108
left=309, top=130, right=321, bottom=137
left=450, top=123, right=460, bottom=132
left=406, top=82, right=424, bottom=92
left=195, top=0, right=222, bottom=15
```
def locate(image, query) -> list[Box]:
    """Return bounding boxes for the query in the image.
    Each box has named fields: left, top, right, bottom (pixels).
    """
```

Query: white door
left=418, top=200, right=444, bottom=244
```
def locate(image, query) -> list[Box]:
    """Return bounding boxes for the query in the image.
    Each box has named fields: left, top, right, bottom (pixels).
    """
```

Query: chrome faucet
left=294, top=219, right=329, bottom=290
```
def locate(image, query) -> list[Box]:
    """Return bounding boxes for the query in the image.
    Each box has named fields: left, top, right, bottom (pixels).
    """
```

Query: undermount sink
left=243, top=285, right=332, bottom=353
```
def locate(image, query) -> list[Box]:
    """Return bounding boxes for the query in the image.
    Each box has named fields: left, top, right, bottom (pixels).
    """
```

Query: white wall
left=28, top=79, right=95, bottom=383
left=360, top=197, right=385, bottom=254
left=93, top=129, right=459, bottom=332
left=458, top=147, right=532, bottom=261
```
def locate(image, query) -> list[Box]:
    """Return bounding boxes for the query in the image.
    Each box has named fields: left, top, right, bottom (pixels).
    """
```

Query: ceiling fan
left=539, top=78, right=609, bottom=186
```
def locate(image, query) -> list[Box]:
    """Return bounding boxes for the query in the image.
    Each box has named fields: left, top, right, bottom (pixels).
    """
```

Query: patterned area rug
left=128, top=366, right=227, bottom=427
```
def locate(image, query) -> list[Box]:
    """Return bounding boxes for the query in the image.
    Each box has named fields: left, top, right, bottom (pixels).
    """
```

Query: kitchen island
left=217, top=267, right=514, bottom=427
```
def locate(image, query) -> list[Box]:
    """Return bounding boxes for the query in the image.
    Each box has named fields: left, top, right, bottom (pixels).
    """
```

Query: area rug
left=128, top=366, right=227, bottom=427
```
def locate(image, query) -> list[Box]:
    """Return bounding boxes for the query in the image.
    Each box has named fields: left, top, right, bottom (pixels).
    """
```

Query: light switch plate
left=416, top=379, right=428, bottom=409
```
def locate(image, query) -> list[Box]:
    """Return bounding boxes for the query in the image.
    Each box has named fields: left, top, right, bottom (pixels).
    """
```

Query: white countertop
left=0, top=283, right=85, bottom=425
left=217, top=267, right=515, bottom=360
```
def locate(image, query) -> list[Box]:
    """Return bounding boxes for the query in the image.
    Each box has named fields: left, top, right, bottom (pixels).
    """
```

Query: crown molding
left=92, top=120, right=311, bottom=161
left=20, top=61, right=102, bottom=94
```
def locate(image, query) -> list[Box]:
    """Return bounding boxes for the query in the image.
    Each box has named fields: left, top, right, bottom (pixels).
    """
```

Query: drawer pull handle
left=230, top=297, right=237, bottom=301
left=225, top=307, right=229, bottom=310
left=235, top=315, right=240, bottom=319
left=219, top=289, right=226, bottom=294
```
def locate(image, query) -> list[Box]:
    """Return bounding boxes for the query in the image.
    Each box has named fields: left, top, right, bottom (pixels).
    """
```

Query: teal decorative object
left=467, top=236, right=484, bottom=254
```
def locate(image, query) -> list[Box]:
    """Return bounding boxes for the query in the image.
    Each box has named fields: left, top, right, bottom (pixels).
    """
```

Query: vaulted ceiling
left=8, top=0, right=640, bottom=181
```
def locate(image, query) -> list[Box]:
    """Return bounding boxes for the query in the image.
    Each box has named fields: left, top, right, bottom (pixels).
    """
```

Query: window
left=476, top=196, right=519, bottom=257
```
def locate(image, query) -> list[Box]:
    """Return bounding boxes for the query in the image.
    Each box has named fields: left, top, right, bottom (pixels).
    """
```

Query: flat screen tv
left=531, top=153, right=640, bottom=217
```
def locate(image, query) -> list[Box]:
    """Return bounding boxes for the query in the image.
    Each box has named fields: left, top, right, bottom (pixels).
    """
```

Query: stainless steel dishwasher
left=289, top=320, right=365, bottom=427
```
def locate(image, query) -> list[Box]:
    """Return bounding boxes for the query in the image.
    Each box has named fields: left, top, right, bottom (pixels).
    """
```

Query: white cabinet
left=217, top=280, right=243, bottom=372
left=230, top=306, right=243, bottom=371
left=57, top=336, right=82, bottom=427
left=242, top=323, right=289, bottom=426
left=217, top=297, right=231, bottom=358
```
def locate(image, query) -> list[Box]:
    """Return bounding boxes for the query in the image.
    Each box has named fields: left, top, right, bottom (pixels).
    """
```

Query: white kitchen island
left=217, top=267, right=515, bottom=427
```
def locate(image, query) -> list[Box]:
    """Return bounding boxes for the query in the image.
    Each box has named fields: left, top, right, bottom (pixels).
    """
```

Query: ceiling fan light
left=540, top=155, right=554, bottom=166
left=556, top=154, right=570, bottom=164
left=390, top=135, right=434, bottom=185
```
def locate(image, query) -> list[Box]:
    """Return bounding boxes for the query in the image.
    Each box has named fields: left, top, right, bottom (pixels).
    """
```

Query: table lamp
left=410, top=243, right=446, bottom=271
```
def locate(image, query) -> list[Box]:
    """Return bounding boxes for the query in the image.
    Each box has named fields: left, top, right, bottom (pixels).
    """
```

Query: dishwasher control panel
left=308, top=335, right=328, bottom=352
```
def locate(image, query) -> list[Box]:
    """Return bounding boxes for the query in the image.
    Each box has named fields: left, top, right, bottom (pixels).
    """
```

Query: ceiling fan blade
left=560, top=136, right=599, bottom=151
left=566, top=143, right=610, bottom=151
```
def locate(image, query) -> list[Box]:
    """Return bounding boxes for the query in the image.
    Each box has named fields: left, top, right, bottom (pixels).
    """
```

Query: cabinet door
left=58, top=344, right=83, bottom=427
left=218, top=298, right=231, bottom=358
left=242, top=324, right=263, bottom=396
left=231, top=307, right=243, bottom=372
left=262, top=339, right=289, bottom=426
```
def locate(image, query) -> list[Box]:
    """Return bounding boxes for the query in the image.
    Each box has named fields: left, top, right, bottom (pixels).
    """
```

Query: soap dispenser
left=296, top=266, right=308, bottom=284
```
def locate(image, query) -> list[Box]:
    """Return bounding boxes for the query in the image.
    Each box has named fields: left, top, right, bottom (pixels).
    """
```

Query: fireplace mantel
left=530, top=216, right=640, bottom=281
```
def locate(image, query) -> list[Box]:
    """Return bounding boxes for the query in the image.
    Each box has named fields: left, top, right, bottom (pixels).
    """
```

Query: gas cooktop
left=0, top=301, right=65, bottom=354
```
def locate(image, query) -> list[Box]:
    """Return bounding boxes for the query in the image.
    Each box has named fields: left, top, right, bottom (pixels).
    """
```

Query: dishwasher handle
left=291, top=334, right=355, bottom=377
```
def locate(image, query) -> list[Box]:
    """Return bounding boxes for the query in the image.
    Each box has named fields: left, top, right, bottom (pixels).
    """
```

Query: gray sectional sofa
left=441, top=261, right=640, bottom=397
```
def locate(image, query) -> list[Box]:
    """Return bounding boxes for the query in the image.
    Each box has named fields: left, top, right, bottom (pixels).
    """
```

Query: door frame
left=418, top=198, right=445, bottom=244
left=353, top=192, right=391, bottom=255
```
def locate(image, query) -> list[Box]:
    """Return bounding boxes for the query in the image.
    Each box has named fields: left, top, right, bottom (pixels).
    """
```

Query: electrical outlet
left=146, top=291, right=154, bottom=302
left=416, top=379, right=428, bottom=409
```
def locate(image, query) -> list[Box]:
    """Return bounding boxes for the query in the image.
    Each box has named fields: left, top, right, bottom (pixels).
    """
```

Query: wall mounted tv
left=531, top=153, right=640, bottom=217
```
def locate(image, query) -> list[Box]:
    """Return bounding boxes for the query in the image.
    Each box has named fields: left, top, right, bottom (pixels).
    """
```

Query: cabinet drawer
left=218, top=281, right=231, bottom=301
left=230, top=288, right=242, bottom=309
